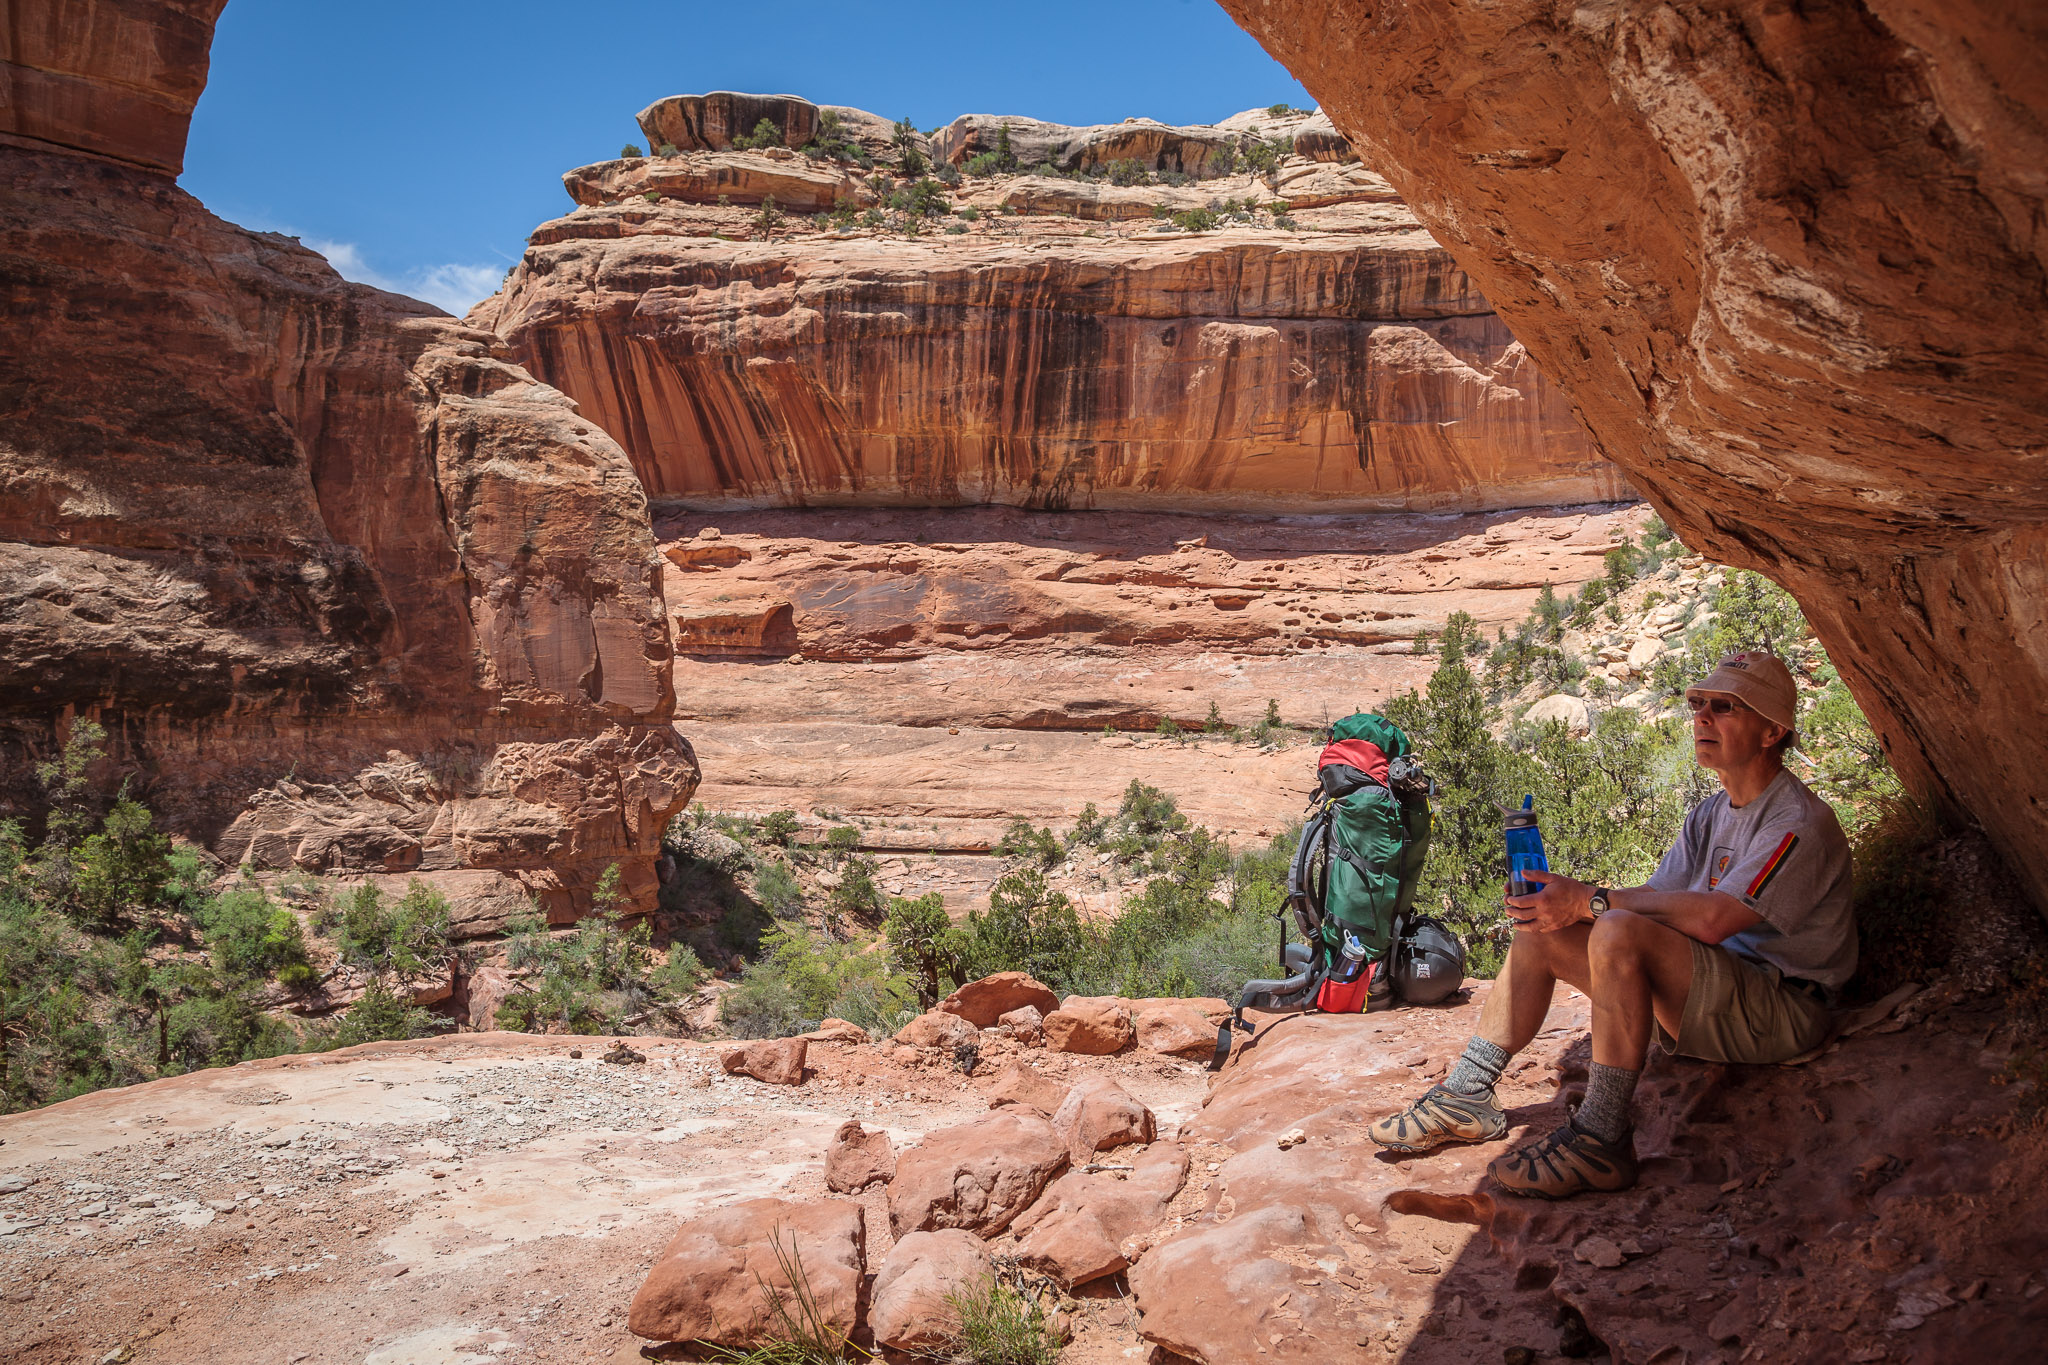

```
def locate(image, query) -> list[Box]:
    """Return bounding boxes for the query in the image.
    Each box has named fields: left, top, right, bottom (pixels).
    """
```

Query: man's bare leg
left=1370, top=928, right=1593, bottom=1152
left=1476, top=924, right=1594, bottom=1055
left=1585, top=909, right=1697, bottom=1069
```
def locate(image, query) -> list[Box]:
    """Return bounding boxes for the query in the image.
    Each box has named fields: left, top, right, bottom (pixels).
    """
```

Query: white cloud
left=306, top=239, right=505, bottom=318
left=407, top=262, right=505, bottom=317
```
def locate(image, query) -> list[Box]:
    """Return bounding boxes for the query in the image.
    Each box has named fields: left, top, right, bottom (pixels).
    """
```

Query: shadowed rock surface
left=1219, top=0, right=2048, bottom=914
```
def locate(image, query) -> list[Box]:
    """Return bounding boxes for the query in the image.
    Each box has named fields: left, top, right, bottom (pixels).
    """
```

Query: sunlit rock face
left=0, top=6, right=695, bottom=923
left=1219, top=0, right=2048, bottom=913
left=480, top=182, right=1624, bottom=516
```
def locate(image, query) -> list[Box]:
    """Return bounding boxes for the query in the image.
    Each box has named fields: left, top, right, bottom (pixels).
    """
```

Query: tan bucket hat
left=1687, top=651, right=1798, bottom=732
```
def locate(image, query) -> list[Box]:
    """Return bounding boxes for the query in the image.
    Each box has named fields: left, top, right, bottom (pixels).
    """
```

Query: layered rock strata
left=0, top=12, right=695, bottom=923
left=482, top=91, right=1623, bottom=516
left=482, top=209, right=1620, bottom=516
left=1219, top=0, right=2048, bottom=913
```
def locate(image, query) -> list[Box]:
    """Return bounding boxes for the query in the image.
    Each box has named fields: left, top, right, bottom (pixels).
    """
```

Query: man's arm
left=1507, top=871, right=1762, bottom=943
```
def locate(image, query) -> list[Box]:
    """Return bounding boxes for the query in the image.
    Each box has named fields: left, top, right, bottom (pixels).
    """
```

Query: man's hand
left=1504, top=869, right=1592, bottom=933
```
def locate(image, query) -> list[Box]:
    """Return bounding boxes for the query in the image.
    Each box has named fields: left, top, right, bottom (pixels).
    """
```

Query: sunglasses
left=1684, top=695, right=1751, bottom=716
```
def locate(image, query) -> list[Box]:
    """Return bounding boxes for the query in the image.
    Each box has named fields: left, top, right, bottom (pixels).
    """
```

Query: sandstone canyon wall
left=1219, top=0, right=2048, bottom=913
left=478, top=98, right=1627, bottom=515
left=0, top=4, right=697, bottom=927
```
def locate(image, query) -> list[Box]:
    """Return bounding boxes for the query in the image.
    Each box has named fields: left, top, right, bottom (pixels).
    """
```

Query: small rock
left=78, top=1201, right=109, bottom=1217
left=888, top=1109, right=1069, bottom=1238
left=628, top=1197, right=864, bottom=1347
left=721, top=1037, right=808, bottom=1085
left=894, top=1009, right=979, bottom=1051
left=568, top=1048, right=583, bottom=1058
left=1277, top=1128, right=1307, bottom=1150
left=997, top=1004, right=1044, bottom=1046
left=823, top=1120, right=896, bottom=1193
left=601, top=1040, right=646, bottom=1065
left=1042, top=996, right=1133, bottom=1055
left=0, top=1177, right=28, bottom=1195
left=1573, top=1235, right=1625, bottom=1268
left=1051, top=1076, right=1154, bottom=1163
left=985, top=1060, right=1070, bottom=1117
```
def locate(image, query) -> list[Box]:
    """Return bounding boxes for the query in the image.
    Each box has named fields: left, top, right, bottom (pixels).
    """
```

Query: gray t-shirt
left=1648, top=768, right=1856, bottom=991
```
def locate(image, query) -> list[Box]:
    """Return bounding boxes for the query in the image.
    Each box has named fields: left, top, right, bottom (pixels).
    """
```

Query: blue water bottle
left=1502, top=795, right=1549, bottom=897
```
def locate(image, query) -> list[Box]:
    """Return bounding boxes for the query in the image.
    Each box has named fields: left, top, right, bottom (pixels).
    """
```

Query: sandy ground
left=0, top=1031, right=1213, bottom=1365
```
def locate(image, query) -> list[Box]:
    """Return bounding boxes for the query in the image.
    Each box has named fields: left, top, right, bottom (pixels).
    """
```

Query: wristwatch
left=1589, top=887, right=1612, bottom=917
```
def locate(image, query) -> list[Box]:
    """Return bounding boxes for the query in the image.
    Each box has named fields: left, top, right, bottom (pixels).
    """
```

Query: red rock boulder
left=888, top=1109, right=1069, bottom=1238
left=823, top=1119, right=896, bottom=1193
left=627, top=1197, right=864, bottom=1346
left=1130, top=998, right=1227, bottom=1058
left=1042, top=996, right=1133, bottom=1055
left=1014, top=1141, right=1189, bottom=1287
left=998, top=1005, right=1045, bottom=1045
left=866, top=1229, right=993, bottom=1350
left=803, top=1017, right=870, bottom=1044
left=1051, top=1075, right=1156, bottom=1163
left=894, top=1009, right=980, bottom=1051
left=938, top=971, right=1059, bottom=1029
left=720, top=1037, right=807, bottom=1085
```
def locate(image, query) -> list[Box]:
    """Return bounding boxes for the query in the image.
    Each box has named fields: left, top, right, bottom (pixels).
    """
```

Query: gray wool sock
left=1572, top=1062, right=1642, bottom=1146
left=1442, top=1036, right=1511, bottom=1099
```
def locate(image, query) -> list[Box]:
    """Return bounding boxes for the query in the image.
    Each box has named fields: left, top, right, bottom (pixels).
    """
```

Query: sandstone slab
left=720, top=1037, right=807, bottom=1085
left=888, top=1109, right=1068, bottom=1238
left=823, top=1119, right=895, bottom=1193
left=939, top=972, right=1058, bottom=1029
left=866, top=1229, right=991, bottom=1350
left=627, top=1197, right=863, bottom=1346
left=1043, top=997, right=1133, bottom=1055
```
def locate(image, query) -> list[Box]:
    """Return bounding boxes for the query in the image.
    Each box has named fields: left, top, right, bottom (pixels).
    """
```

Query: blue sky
left=182, top=0, right=1312, bottom=315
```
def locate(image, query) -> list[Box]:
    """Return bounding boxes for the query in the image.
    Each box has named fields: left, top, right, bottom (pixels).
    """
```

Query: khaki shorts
left=1655, top=938, right=1831, bottom=1064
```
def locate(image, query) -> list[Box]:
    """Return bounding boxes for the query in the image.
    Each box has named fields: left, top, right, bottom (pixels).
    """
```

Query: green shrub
left=892, top=117, right=927, bottom=176
left=758, top=809, right=801, bottom=847
left=1172, top=207, right=1218, bottom=233
left=324, top=980, right=438, bottom=1049
left=68, top=797, right=170, bottom=929
left=907, top=178, right=951, bottom=217
left=964, top=152, right=1004, bottom=177
left=198, top=883, right=313, bottom=989
left=619, top=143, right=643, bottom=159
left=1268, top=102, right=1295, bottom=117
left=861, top=208, right=885, bottom=228
left=495, top=870, right=692, bottom=1034
left=994, top=818, right=1063, bottom=870
left=958, top=205, right=981, bottom=221
left=1155, top=717, right=1182, bottom=741
left=954, top=868, right=1086, bottom=986
left=756, top=195, right=782, bottom=231
left=755, top=858, right=803, bottom=916
left=324, top=879, right=451, bottom=987
left=1240, top=135, right=1291, bottom=175
left=828, top=856, right=887, bottom=928
left=721, top=924, right=913, bottom=1038
left=657, top=142, right=678, bottom=156
left=1065, top=802, right=1108, bottom=849
left=1104, top=158, right=1150, bottom=187
left=732, top=117, right=783, bottom=151
left=884, top=892, right=960, bottom=1008
left=1209, top=144, right=1239, bottom=177
left=943, top=1275, right=1060, bottom=1365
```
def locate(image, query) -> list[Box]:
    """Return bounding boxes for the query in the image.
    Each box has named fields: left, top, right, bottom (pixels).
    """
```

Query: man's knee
left=1588, top=908, right=1666, bottom=966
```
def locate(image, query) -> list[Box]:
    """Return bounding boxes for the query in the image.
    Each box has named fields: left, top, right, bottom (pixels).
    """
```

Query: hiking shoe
left=1368, top=1084, right=1507, bottom=1152
left=1488, top=1119, right=1639, bottom=1199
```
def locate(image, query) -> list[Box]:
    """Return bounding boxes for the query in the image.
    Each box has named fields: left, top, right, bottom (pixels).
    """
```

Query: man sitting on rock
left=1368, top=651, right=1854, bottom=1198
